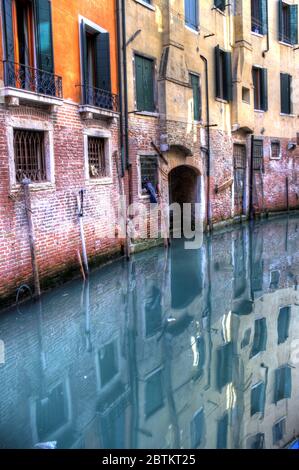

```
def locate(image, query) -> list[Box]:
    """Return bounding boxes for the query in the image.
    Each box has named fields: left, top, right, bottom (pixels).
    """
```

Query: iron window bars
left=88, top=137, right=107, bottom=178
left=14, top=129, right=46, bottom=183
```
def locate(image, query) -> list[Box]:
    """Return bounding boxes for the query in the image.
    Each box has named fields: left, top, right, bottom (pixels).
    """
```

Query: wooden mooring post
left=22, top=178, right=41, bottom=299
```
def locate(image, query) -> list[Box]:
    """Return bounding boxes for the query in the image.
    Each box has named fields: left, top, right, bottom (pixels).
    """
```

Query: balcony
left=79, top=84, right=119, bottom=120
left=1, top=60, right=63, bottom=110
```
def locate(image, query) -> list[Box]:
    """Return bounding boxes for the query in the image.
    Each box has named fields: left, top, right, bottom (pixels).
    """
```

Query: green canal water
left=0, top=215, right=299, bottom=449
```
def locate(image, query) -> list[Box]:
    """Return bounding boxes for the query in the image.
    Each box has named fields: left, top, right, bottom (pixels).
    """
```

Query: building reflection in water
left=0, top=216, right=299, bottom=449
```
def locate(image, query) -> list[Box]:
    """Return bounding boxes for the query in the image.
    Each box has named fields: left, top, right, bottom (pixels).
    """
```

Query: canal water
left=0, top=215, right=299, bottom=450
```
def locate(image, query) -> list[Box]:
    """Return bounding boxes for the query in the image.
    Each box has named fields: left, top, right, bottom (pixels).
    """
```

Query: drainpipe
left=249, top=135, right=255, bottom=220
left=200, top=55, right=212, bottom=231
left=116, top=0, right=125, bottom=177
left=262, top=0, right=270, bottom=57
left=121, top=0, right=133, bottom=206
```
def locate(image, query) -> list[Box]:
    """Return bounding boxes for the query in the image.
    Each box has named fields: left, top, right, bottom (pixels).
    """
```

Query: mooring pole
left=22, top=178, right=41, bottom=298
left=77, top=190, right=89, bottom=278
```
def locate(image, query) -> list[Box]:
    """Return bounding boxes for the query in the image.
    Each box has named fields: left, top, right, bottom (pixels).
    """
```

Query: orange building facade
left=0, top=0, right=123, bottom=306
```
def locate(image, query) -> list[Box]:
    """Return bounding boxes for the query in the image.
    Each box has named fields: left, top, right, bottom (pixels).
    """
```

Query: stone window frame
left=83, top=128, right=113, bottom=185
left=7, top=117, right=55, bottom=191
left=270, top=140, right=282, bottom=160
left=137, top=151, right=160, bottom=200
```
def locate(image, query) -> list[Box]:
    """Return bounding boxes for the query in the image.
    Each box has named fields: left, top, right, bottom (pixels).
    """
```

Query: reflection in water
left=1, top=216, right=299, bottom=449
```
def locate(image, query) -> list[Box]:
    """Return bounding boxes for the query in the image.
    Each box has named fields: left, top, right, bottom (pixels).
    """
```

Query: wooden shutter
left=2, top=0, right=15, bottom=62
left=135, top=55, right=145, bottom=111
left=281, top=73, right=291, bottom=114
left=224, top=51, right=232, bottom=101
left=215, top=45, right=221, bottom=99
left=261, top=0, right=268, bottom=35
left=95, top=32, right=111, bottom=92
left=143, top=57, right=154, bottom=111
left=34, top=0, right=54, bottom=73
left=185, top=0, right=191, bottom=26
left=290, top=4, right=298, bottom=45
left=217, top=414, right=228, bottom=449
left=80, top=20, right=88, bottom=104
left=261, top=68, right=268, bottom=111
left=278, top=0, right=283, bottom=41
left=191, top=74, right=200, bottom=121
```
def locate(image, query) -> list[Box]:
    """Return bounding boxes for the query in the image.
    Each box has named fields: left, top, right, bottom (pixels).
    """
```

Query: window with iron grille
left=88, top=137, right=107, bottom=178
left=271, top=141, right=281, bottom=160
left=234, top=144, right=246, bottom=169
left=13, top=129, right=46, bottom=183
left=140, top=156, right=158, bottom=192
left=252, top=140, right=264, bottom=171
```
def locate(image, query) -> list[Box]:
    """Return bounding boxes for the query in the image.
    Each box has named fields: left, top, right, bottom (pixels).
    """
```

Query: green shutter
left=261, top=68, right=268, bottom=111
left=95, top=32, right=111, bottom=92
left=224, top=51, right=232, bottom=101
left=143, top=57, right=155, bottom=111
left=281, top=73, right=291, bottom=114
left=261, top=0, right=268, bottom=35
left=191, top=74, right=200, bottom=121
left=278, top=307, right=290, bottom=344
left=80, top=20, right=88, bottom=104
left=185, top=0, right=191, bottom=25
left=2, top=0, right=15, bottom=86
left=290, top=4, right=298, bottom=45
left=217, top=413, right=228, bottom=449
left=135, top=55, right=145, bottom=111
left=215, top=45, right=221, bottom=99
left=217, top=342, right=233, bottom=391
left=278, top=0, right=283, bottom=41
left=34, top=0, right=54, bottom=73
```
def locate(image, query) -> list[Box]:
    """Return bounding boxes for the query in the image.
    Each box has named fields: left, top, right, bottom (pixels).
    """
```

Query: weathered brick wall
left=0, top=102, right=122, bottom=305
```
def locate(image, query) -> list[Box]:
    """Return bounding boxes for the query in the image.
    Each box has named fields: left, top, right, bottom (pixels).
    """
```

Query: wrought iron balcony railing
left=3, top=60, right=63, bottom=99
left=80, top=84, right=119, bottom=112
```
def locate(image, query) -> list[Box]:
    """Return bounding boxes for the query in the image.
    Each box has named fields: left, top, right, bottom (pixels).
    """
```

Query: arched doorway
left=168, top=165, right=200, bottom=232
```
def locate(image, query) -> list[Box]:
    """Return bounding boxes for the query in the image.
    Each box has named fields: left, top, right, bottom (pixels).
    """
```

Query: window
left=252, top=67, right=268, bottom=111
left=270, top=270, right=280, bottom=289
left=98, top=340, right=119, bottom=387
left=215, top=46, right=232, bottom=101
left=88, top=137, right=108, bottom=178
left=214, top=0, right=226, bottom=12
left=251, top=0, right=268, bottom=35
left=135, top=54, right=155, bottom=112
left=217, top=342, right=233, bottom=391
left=145, top=369, right=164, bottom=418
left=250, top=318, right=267, bottom=358
left=13, top=129, right=46, bottom=183
left=36, top=383, right=68, bottom=440
left=80, top=20, right=112, bottom=108
left=2, top=0, right=56, bottom=94
left=251, top=382, right=266, bottom=416
left=145, top=286, right=162, bottom=337
left=279, top=1, right=298, bottom=45
left=190, top=73, right=201, bottom=121
left=273, top=418, right=286, bottom=444
left=274, top=365, right=292, bottom=403
left=280, top=73, right=292, bottom=115
left=217, top=413, right=228, bottom=449
left=241, top=328, right=251, bottom=349
left=252, top=140, right=264, bottom=172
left=271, top=141, right=281, bottom=160
left=191, top=408, right=205, bottom=448
left=185, top=0, right=199, bottom=30
left=140, top=155, right=158, bottom=193
left=242, top=87, right=250, bottom=103
left=247, top=433, right=265, bottom=449
left=278, top=306, right=291, bottom=344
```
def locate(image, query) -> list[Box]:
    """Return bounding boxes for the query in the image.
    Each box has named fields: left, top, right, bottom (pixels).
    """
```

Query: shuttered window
left=217, top=342, right=233, bottom=391
left=280, top=73, right=292, bottom=115
left=215, top=46, right=232, bottom=101
left=251, top=0, right=268, bottom=35
left=99, top=340, right=119, bottom=387
left=274, top=366, right=292, bottom=403
left=217, top=413, right=228, bottom=449
left=250, top=318, right=267, bottom=358
left=252, top=67, right=268, bottom=111
left=185, top=0, right=199, bottom=30
left=34, top=0, right=54, bottom=73
left=251, top=382, right=266, bottom=416
left=273, top=418, right=286, bottom=444
left=277, top=306, right=291, bottom=344
left=279, top=1, right=298, bottom=45
left=214, top=0, right=226, bottom=12
left=135, top=54, right=155, bottom=112
left=190, top=73, right=201, bottom=121
left=145, top=369, right=164, bottom=418
left=191, top=408, right=205, bottom=448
